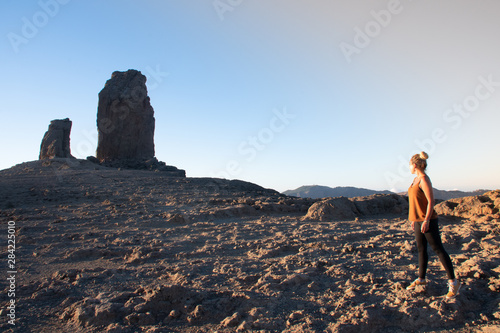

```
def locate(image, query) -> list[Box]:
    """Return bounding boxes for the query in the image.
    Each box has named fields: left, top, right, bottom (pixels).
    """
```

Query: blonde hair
left=411, top=151, right=429, bottom=171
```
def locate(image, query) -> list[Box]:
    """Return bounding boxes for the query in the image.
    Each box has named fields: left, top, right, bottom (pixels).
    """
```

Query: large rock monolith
left=96, top=70, right=155, bottom=163
left=93, top=69, right=185, bottom=176
left=39, top=118, right=74, bottom=160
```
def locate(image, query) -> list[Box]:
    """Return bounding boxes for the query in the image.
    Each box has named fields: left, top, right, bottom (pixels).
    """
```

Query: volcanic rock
left=303, top=197, right=357, bottom=221
left=93, top=69, right=185, bottom=176
left=302, top=194, right=409, bottom=221
left=96, top=69, right=155, bottom=163
left=352, top=193, right=409, bottom=216
left=435, top=190, right=500, bottom=220
left=39, top=118, right=74, bottom=160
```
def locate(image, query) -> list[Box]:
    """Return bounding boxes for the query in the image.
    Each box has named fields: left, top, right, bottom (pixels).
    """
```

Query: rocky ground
left=0, top=159, right=499, bottom=332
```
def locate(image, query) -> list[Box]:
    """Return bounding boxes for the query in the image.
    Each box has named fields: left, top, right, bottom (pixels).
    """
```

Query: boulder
left=96, top=70, right=155, bottom=163
left=303, top=197, right=357, bottom=221
left=302, top=194, right=410, bottom=222
left=435, top=190, right=500, bottom=220
left=352, top=194, right=409, bottom=216
left=39, top=118, right=74, bottom=160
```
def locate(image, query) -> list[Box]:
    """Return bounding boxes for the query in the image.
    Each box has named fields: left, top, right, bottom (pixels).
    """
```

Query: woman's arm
left=420, top=176, right=435, bottom=232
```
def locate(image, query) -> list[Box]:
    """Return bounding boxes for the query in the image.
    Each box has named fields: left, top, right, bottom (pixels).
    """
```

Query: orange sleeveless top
left=408, top=178, right=437, bottom=222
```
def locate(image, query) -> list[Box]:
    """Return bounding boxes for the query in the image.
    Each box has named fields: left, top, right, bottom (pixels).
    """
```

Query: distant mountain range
left=282, top=186, right=392, bottom=199
left=418, top=188, right=491, bottom=201
left=283, top=185, right=491, bottom=201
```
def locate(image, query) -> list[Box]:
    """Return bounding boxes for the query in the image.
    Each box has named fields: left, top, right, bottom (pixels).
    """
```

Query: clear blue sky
left=1, top=0, right=499, bottom=193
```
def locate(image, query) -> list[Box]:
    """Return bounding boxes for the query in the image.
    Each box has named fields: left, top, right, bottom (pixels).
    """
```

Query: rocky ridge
left=303, top=194, right=409, bottom=222
left=436, top=190, right=500, bottom=219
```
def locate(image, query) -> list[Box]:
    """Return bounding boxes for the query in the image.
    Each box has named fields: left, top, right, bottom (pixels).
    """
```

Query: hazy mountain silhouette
left=417, top=188, right=490, bottom=201
left=284, top=185, right=491, bottom=201
left=283, top=185, right=392, bottom=199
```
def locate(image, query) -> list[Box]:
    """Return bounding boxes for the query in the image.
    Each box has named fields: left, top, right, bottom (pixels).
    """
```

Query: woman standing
left=406, top=152, right=460, bottom=299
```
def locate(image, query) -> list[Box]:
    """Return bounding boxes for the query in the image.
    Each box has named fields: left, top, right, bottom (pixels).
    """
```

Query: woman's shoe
left=446, top=280, right=461, bottom=299
left=406, top=278, right=427, bottom=290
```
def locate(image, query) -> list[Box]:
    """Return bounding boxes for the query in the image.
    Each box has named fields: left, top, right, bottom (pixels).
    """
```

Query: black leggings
left=413, top=219, right=455, bottom=280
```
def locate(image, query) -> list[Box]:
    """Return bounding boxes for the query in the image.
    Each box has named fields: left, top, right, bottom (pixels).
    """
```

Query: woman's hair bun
left=419, top=151, right=429, bottom=160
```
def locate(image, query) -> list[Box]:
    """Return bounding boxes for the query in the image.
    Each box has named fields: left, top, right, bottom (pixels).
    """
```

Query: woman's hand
left=411, top=220, right=415, bottom=230
left=421, top=221, right=429, bottom=233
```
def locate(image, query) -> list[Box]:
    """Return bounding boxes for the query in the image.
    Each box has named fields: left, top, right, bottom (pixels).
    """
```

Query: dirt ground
left=0, top=159, right=499, bottom=332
